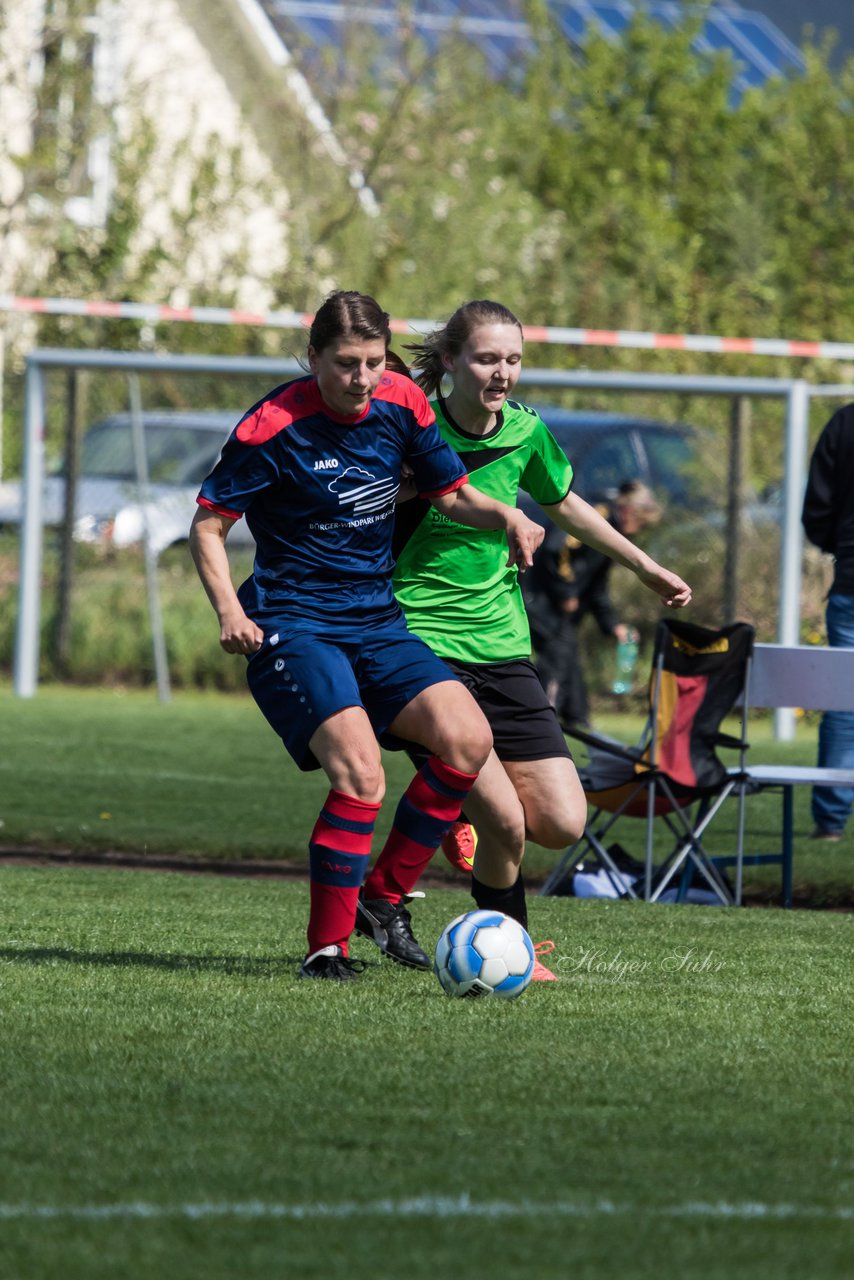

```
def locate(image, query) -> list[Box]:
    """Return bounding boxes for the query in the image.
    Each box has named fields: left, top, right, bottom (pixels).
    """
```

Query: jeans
left=812, top=591, right=854, bottom=832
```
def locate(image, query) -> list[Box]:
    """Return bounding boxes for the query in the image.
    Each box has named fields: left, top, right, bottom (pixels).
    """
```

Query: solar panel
left=586, top=2, right=635, bottom=38
left=262, top=1, right=805, bottom=94
left=640, top=1, right=682, bottom=31
left=715, top=9, right=804, bottom=76
left=698, top=15, right=770, bottom=87
left=552, top=4, right=589, bottom=42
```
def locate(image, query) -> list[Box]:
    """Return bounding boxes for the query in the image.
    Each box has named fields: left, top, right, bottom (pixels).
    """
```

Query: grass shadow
left=0, top=945, right=304, bottom=976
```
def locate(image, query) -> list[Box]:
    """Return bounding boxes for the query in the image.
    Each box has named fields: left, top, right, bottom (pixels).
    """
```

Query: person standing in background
left=802, top=403, right=854, bottom=841
left=525, top=481, right=662, bottom=729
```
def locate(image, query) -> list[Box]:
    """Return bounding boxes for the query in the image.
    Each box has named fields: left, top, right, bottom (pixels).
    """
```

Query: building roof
left=258, top=1, right=809, bottom=98
left=711, top=1, right=854, bottom=65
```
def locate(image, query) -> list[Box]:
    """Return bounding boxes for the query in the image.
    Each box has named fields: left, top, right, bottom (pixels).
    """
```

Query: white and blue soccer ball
left=434, top=909, right=535, bottom=999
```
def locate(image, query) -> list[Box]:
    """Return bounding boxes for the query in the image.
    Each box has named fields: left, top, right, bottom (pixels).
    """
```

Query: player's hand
left=219, top=609, right=264, bottom=655
left=505, top=512, right=545, bottom=572
left=638, top=565, right=692, bottom=609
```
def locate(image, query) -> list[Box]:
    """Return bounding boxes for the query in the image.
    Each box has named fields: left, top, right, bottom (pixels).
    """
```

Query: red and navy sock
left=471, top=870, right=528, bottom=930
left=307, top=790, right=381, bottom=956
left=364, top=756, right=478, bottom=903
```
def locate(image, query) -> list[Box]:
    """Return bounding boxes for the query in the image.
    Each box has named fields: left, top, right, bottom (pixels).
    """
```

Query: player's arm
left=189, top=507, right=264, bottom=654
left=542, top=490, right=692, bottom=609
left=430, top=483, right=544, bottom=570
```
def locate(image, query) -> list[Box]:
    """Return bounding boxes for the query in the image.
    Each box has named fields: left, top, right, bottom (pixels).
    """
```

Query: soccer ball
left=434, top=909, right=535, bottom=999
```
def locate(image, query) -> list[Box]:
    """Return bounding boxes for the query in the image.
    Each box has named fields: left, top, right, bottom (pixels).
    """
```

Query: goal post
left=13, top=348, right=302, bottom=699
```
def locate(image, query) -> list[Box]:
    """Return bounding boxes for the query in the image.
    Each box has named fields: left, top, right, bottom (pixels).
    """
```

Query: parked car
left=0, top=410, right=251, bottom=555
left=524, top=405, right=787, bottom=529
left=521, top=405, right=705, bottom=515
left=0, top=402, right=729, bottom=556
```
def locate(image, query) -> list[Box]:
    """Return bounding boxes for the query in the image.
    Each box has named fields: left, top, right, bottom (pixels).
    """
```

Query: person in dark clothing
left=525, top=480, right=662, bottom=727
left=801, top=402, right=854, bottom=840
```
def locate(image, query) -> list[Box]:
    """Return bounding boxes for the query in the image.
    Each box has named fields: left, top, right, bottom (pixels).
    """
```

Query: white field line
left=0, top=1196, right=851, bottom=1222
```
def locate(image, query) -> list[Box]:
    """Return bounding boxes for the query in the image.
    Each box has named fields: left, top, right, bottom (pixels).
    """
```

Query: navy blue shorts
left=246, top=621, right=460, bottom=771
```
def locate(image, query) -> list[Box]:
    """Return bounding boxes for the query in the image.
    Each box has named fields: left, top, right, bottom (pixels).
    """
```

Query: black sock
left=471, top=871, right=528, bottom=931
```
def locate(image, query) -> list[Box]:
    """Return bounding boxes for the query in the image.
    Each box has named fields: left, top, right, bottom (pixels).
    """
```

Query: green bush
left=0, top=534, right=253, bottom=691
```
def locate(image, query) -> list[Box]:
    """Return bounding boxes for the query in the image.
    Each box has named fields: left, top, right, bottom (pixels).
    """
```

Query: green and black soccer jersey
left=393, top=398, right=573, bottom=663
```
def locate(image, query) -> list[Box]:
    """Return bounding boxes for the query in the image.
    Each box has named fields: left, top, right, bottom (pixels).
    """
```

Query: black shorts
left=445, top=657, right=572, bottom=763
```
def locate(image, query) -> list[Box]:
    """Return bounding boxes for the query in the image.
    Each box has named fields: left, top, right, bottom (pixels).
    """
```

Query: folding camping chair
left=539, top=618, right=755, bottom=904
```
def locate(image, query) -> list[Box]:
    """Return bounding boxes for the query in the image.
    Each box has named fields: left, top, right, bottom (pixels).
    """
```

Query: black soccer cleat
left=354, top=893, right=431, bottom=970
left=298, top=944, right=365, bottom=982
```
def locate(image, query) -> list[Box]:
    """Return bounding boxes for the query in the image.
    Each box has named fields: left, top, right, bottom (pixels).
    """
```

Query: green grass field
left=1, top=867, right=852, bottom=1280
left=0, top=685, right=852, bottom=1278
left=0, top=684, right=851, bottom=904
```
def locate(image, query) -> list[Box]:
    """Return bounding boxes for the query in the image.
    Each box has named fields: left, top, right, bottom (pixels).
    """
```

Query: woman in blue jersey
left=189, top=291, right=544, bottom=982
left=381, top=300, right=692, bottom=978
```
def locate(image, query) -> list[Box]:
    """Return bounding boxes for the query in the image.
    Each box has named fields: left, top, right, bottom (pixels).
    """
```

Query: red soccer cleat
left=441, top=821, right=477, bottom=873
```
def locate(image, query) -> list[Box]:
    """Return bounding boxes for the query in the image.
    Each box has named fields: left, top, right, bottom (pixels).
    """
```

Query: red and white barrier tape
left=1, top=294, right=852, bottom=361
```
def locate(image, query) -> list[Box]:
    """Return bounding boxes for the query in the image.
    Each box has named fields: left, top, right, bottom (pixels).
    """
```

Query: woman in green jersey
left=385, top=300, right=691, bottom=978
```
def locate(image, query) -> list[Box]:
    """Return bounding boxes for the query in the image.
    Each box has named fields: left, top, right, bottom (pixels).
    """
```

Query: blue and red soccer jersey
left=197, top=370, right=467, bottom=636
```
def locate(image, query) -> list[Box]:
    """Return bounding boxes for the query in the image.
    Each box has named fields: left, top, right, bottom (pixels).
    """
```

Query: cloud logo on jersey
left=327, top=466, right=400, bottom=516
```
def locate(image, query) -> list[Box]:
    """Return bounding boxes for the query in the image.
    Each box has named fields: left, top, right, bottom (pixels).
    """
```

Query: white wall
left=114, top=0, right=290, bottom=311
left=0, top=0, right=49, bottom=292
left=0, top=0, right=291, bottom=311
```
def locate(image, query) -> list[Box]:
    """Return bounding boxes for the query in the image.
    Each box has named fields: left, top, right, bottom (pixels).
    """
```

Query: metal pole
left=0, top=328, right=5, bottom=480
left=127, top=375, right=172, bottom=703
left=14, top=360, right=47, bottom=697
left=775, top=380, right=810, bottom=739
left=53, top=369, right=80, bottom=674
left=723, top=396, right=748, bottom=623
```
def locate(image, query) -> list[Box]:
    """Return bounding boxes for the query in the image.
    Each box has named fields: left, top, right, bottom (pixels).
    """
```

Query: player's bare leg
left=454, top=751, right=527, bottom=889
left=505, top=755, right=587, bottom=850
left=387, top=679, right=493, bottom=775
left=309, top=706, right=386, bottom=803
left=460, top=754, right=586, bottom=888
left=458, top=753, right=586, bottom=982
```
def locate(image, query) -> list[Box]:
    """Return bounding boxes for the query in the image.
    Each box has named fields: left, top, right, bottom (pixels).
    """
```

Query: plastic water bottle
left=612, top=631, right=639, bottom=694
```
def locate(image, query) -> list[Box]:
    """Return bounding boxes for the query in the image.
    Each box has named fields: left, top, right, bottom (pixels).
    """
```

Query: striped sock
left=364, top=756, right=478, bottom=903
left=307, top=790, right=381, bottom=955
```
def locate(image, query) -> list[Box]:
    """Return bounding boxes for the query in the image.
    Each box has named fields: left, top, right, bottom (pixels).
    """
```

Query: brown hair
left=308, top=290, right=392, bottom=354
left=405, top=300, right=523, bottom=397
left=383, top=349, right=412, bottom=378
